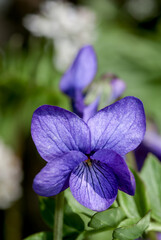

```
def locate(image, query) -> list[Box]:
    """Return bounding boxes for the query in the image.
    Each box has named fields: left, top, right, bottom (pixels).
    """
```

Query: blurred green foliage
left=87, top=0, right=161, bottom=130
left=0, top=38, right=69, bottom=149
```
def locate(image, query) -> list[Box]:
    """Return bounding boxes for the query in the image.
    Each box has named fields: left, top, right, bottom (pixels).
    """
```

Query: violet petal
left=33, top=151, right=87, bottom=196
left=69, top=160, right=118, bottom=211
left=60, top=45, right=97, bottom=98
left=92, top=149, right=135, bottom=195
left=31, top=105, right=91, bottom=161
left=87, top=96, right=146, bottom=156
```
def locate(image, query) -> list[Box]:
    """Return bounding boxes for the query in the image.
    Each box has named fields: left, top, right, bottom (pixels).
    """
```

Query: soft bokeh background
left=0, top=0, right=161, bottom=239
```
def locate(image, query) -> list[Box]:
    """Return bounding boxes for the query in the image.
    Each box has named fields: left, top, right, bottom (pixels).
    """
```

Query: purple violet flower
left=31, top=96, right=146, bottom=211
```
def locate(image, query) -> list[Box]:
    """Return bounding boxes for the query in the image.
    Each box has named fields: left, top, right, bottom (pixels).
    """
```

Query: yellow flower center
left=85, top=158, right=92, bottom=166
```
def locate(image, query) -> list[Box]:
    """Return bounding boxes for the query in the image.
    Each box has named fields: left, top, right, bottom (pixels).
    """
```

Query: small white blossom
left=23, top=1, right=96, bottom=71
left=0, top=140, right=22, bottom=209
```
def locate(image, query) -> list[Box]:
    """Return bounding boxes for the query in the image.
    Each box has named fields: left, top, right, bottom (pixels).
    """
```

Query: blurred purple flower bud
left=60, top=45, right=99, bottom=121
left=85, top=73, right=126, bottom=111
left=60, top=45, right=97, bottom=98
left=108, top=76, right=126, bottom=103
left=134, top=122, right=161, bottom=171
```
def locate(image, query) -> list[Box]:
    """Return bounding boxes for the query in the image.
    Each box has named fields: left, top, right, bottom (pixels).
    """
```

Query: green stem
left=54, top=192, right=64, bottom=240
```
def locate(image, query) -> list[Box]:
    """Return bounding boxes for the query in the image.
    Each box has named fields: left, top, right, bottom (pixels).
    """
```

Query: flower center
left=85, top=157, right=92, bottom=166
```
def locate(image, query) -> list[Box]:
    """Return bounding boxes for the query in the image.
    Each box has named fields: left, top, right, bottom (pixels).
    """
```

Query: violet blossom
left=31, top=96, right=146, bottom=211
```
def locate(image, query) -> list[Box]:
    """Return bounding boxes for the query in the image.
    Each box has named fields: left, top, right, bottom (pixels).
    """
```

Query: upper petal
left=60, top=45, right=97, bottom=98
left=33, top=151, right=87, bottom=197
left=87, top=96, right=146, bottom=156
left=92, top=149, right=135, bottom=195
left=31, top=105, right=91, bottom=161
left=69, top=160, right=118, bottom=211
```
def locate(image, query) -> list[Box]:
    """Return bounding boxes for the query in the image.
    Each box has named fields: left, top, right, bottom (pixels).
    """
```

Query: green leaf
left=113, top=212, right=151, bottom=240
left=64, top=204, right=84, bottom=232
left=118, top=218, right=140, bottom=228
left=63, top=225, right=80, bottom=240
left=64, top=188, right=95, bottom=217
left=64, top=189, right=95, bottom=229
left=89, top=207, right=126, bottom=230
left=147, top=222, right=161, bottom=232
left=111, top=200, right=119, bottom=208
left=39, top=195, right=84, bottom=237
left=76, top=229, right=114, bottom=240
left=118, top=169, right=150, bottom=218
left=24, top=232, right=53, bottom=240
left=39, top=197, right=55, bottom=229
left=141, top=154, right=161, bottom=223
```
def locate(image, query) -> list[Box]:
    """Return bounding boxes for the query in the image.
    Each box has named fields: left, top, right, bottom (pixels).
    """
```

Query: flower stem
left=54, top=192, right=64, bottom=240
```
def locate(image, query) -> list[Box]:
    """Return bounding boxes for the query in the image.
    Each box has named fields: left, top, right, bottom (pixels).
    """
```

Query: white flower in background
left=0, top=140, right=22, bottom=209
left=23, top=1, right=97, bottom=71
